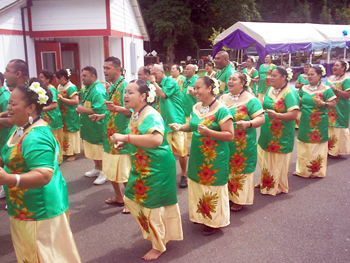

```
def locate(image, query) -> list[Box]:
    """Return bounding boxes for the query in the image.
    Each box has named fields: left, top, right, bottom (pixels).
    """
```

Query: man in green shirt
left=77, top=66, right=107, bottom=185
left=183, top=64, right=198, bottom=118
left=150, top=64, right=189, bottom=188
left=214, top=51, right=236, bottom=94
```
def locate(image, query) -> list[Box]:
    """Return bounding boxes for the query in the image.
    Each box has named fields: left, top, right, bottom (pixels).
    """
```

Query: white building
left=0, top=0, right=149, bottom=87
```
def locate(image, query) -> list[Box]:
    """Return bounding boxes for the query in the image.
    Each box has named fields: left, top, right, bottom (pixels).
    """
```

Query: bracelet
left=127, top=134, right=131, bottom=144
left=14, top=174, right=20, bottom=188
left=249, top=121, right=253, bottom=128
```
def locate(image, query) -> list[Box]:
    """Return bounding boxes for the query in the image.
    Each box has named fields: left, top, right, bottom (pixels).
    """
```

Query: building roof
left=131, top=0, right=149, bottom=41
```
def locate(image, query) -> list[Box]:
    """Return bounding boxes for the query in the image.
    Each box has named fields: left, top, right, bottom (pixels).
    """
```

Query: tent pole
left=280, top=53, right=283, bottom=66
left=327, top=48, right=330, bottom=64
left=288, top=53, right=291, bottom=67
left=310, top=52, right=312, bottom=64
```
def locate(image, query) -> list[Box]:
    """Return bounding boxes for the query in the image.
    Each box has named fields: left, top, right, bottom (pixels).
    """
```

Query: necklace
left=272, top=83, right=288, bottom=95
left=81, top=82, right=98, bottom=104
left=200, top=98, right=216, bottom=114
left=131, top=104, right=148, bottom=122
left=230, top=89, right=245, bottom=101
left=308, top=82, right=320, bottom=91
left=108, top=77, right=124, bottom=100
left=334, top=73, right=345, bottom=81
left=16, top=116, right=40, bottom=137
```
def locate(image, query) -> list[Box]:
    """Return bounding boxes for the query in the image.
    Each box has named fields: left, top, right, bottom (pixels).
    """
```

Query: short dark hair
left=105, top=56, right=121, bottom=68
left=205, top=62, right=213, bottom=67
left=9, top=59, right=29, bottom=78
left=0, top=72, right=4, bottom=85
left=55, top=69, right=70, bottom=80
left=16, top=82, right=53, bottom=115
left=275, top=66, right=288, bottom=78
left=40, top=69, right=54, bottom=83
left=140, top=66, right=150, bottom=75
left=129, top=79, right=155, bottom=105
left=82, top=66, right=98, bottom=78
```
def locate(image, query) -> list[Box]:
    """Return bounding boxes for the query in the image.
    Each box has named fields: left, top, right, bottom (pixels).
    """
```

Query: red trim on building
left=0, top=29, right=26, bottom=35
left=121, top=37, right=125, bottom=67
left=105, top=0, right=111, bottom=35
left=103, top=36, right=110, bottom=59
left=30, top=29, right=110, bottom=38
left=111, top=30, right=144, bottom=39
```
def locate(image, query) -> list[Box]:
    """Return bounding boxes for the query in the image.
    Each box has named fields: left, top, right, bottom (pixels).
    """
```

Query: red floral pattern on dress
left=328, top=108, right=338, bottom=126
left=234, top=105, right=248, bottom=121
left=269, top=119, right=284, bottom=138
left=273, top=98, right=286, bottom=113
left=199, top=137, right=218, bottom=163
left=200, top=115, right=216, bottom=127
left=228, top=174, right=246, bottom=197
left=309, top=110, right=322, bottom=129
left=306, top=155, right=323, bottom=174
left=132, top=178, right=151, bottom=204
left=328, top=135, right=338, bottom=150
left=13, top=207, right=35, bottom=221
left=196, top=191, right=219, bottom=219
left=266, top=141, right=282, bottom=153
left=137, top=211, right=150, bottom=233
left=106, top=118, right=119, bottom=154
left=308, top=129, right=322, bottom=143
left=133, top=148, right=152, bottom=176
left=197, top=163, right=218, bottom=185
left=229, top=152, right=247, bottom=174
left=261, top=168, right=275, bottom=191
left=234, top=129, right=248, bottom=151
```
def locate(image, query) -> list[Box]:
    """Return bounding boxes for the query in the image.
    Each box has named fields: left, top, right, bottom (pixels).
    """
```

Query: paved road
left=0, top=130, right=350, bottom=263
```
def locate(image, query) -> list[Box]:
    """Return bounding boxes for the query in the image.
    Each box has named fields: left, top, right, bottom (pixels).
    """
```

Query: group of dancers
left=0, top=50, right=349, bottom=262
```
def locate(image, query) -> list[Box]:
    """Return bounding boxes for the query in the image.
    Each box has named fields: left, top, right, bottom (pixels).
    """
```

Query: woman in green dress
left=204, top=62, right=216, bottom=78
left=56, top=69, right=80, bottom=161
left=219, top=72, right=265, bottom=211
left=294, top=66, right=336, bottom=178
left=170, top=64, right=186, bottom=94
left=257, top=55, right=277, bottom=103
left=39, top=70, right=64, bottom=163
left=295, top=63, right=311, bottom=128
left=242, top=57, right=259, bottom=96
left=111, top=79, right=183, bottom=261
left=170, top=76, right=234, bottom=236
left=257, top=67, right=299, bottom=196
left=0, top=83, right=80, bottom=262
left=326, top=61, right=350, bottom=157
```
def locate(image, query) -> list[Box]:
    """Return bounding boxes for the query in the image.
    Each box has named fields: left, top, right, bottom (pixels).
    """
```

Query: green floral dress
left=57, top=82, right=80, bottom=132
left=296, top=73, right=309, bottom=87
left=1, top=125, right=69, bottom=221
left=80, top=80, right=107, bottom=145
left=258, top=86, right=299, bottom=153
left=298, top=86, right=336, bottom=144
left=0, top=86, right=11, bottom=151
left=103, top=77, right=129, bottom=154
left=188, top=103, right=232, bottom=186
left=223, top=96, right=264, bottom=197
left=42, top=85, right=63, bottom=131
left=258, top=64, right=276, bottom=94
left=124, top=109, right=177, bottom=209
left=242, top=67, right=259, bottom=95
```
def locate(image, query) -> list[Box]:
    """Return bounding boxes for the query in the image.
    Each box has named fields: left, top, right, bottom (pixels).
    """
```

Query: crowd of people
left=0, top=50, right=349, bottom=262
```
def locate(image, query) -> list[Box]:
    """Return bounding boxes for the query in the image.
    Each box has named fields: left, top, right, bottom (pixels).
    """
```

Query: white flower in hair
left=244, top=74, right=251, bottom=87
left=147, top=84, right=157, bottom=103
left=250, top=56, right=256, bottom=63
left=286, top=68, right=293, bottom=81
left=212, top=78, right=220, bottom=95
left=194, top=65, right=199, bottom=73
left=179, top=66, right=183, bottom=73
left=29, top=82, right=41, bottom=93
left=29, top=82, right=49, bottom=105
left=38, top=94, right=49, bottom=105
left=344, top=61, right=349, bottom=71
left=318, top=65, right=326, bottom=77
left=66, top=69, right=71, bottom=77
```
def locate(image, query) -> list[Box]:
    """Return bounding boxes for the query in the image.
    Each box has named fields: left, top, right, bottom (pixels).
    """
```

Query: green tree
left=286, top=1, right=312, bottom=22
left=319, top=0, right=332, bottom=23
left=335, top=5, right=350, bottom=24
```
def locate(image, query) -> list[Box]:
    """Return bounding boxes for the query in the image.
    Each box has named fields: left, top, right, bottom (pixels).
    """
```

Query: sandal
left=230, top=203, right=243, bottom=211
left=122, top=208, right=130, bottom=214
left=105, top=198, right=124, bottom=206
left=254, top=183, right=261, bottom=188
left=66, top=156, right=77, bottom=162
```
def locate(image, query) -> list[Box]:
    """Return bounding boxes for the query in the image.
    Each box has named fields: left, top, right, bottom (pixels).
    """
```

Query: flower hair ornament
left=194, top=65, right=199, bottom=73
left=211, top=78, right=220, bottom=95
left=249, top=56, right=256, bottom=63
left=66, top=69, right=71, bottom=77
left=29, top=82, right=49, bottom=105
left=147, top=84, right=157, bottom=103
left=286, top=68, right=293, bottom=81
left=244, top=74, right=251, bottom=88
left=344, top=61, right=349, bottom=71
left=318, top=65, right=327, bottom=77
left=179, top=66, right=183, bottom=74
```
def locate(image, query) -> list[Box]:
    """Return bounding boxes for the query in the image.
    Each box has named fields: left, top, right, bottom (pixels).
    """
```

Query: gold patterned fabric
left=328, top=127, right=350, bottom=156
left=257, top=145, right=292, bottom=196
left=228, top=172, right=254, bottom=205
left=102, top=152, right=131, bottom=182
left=188, top=179, right=230, bottom=228
left=62, top=130, right=81, bottom=156
left=51, top=128, right=63, bottom=164
left=10, top=211, right=81, bottom=263
left=83, top=140, right=103, bottom=160
left=166, top=131, right=188, bottom=157
left=295, top=140, right=328, bottom=178
left=124, top=197, right=183, bottom=252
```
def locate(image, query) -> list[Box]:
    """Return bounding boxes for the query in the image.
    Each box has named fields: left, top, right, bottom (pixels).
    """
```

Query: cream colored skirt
left=167, top=131, right=188, bottom=157
left=328, top=127, right=350, bottom=156
left=62, top=131, right=81, bottom=156
left=83, top=140, right=103, bottom=160
left=10, top=211, right=81, bottom=263
left=258, top=145, right=292, bottom=196
left=102, top=152, right=131, bottom=183
left=188, top=179, right=230, bottom=228
left=52, top=128, right=63, bottom=164
left=228, top=172, right=254, bottom=205
left=124, top=197, right=183, bottom=252
left=295, top=140, right=328, bottom=178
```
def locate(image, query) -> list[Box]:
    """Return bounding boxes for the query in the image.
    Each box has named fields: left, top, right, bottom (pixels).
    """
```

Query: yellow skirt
left=185, top=117, right=193, bottom=143
left=228, top=172, right=254, bottom=205
left=258, top=145, right=292, bottom=196
left=258, top=93, right=265, bottom=104
left=328, top=127, right=350, bottom=156
left=10, top=211, right=81, bottom=263
left=167, top=131, right=188, bottom=157
left=52, top=128, right=63, bottom=164
left=83, top=140, right=103, bottom=160
left=295, top=140, right=328, bottom=178
left=124, top=197, right=183, bottom=252
left=102, top=152, right=131, bottom=183
left=188, top=179, right=230, bottom=228
left=62, top=131, right=81, bottom=156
